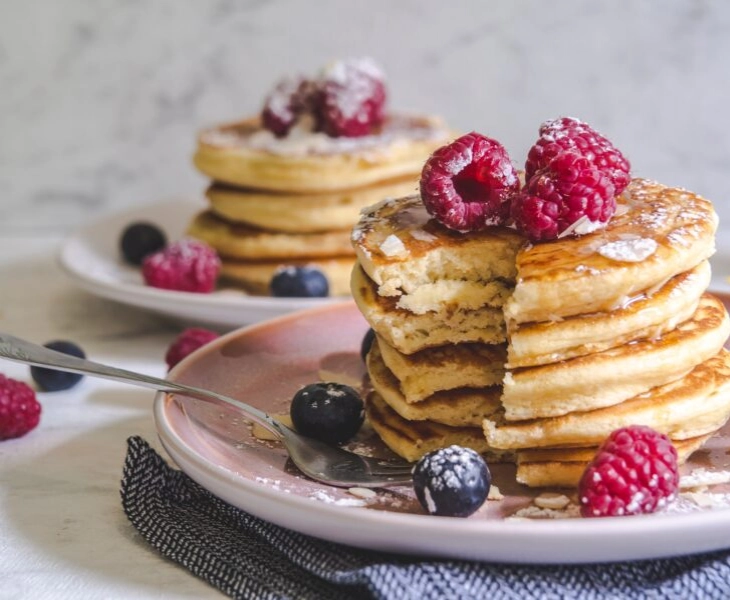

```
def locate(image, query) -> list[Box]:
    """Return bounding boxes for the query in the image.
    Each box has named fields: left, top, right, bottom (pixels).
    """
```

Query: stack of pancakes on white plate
left=187, top=60, right=452, bottom=297
left=352, top=179, right=730, bottom=487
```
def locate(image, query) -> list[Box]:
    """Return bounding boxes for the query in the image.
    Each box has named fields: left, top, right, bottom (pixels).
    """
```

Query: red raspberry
left=526, top=117, right=630, bottom=195
left=142, top=239, right=220, bottom=293
left=511, top=150, right=615, bottom=241
left=165, top=328, right=219, bottom=370
left=261, top=76, right=315, bottom=137
left=315, top=58, right=386, bottom=138
left=419, top=132, right=519, bottom=232
left=579, top=425, right=679, bottom=518
left=0, top=374, right=41, bottom=440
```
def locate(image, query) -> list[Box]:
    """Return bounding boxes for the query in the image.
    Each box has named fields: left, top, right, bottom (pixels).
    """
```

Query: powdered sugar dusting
left=598, top=237, right=658, bottom=262
left=309, top=489, right=367, bottom=507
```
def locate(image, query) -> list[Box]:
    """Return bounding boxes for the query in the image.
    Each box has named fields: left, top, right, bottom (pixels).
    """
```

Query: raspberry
left=526, top=116, right=631, bottom=195
left=0, top=374, right=41, bottom=440
left=261, top=76, right=315, bottom=137
left=579, top=425, right=679, bottom=518
left=165, top=328, right=219, bottom=370
left=142, top=239, right=220, bottom=293
left=511, top=150, right=616, bottom=241
left=315, top=58, right=386, bottom=138
left=419, top=132, right=519, bottom=232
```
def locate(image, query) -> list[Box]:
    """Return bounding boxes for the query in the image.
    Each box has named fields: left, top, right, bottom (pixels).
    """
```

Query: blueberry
left=120, top=222, right=167, bottom=265
left=290, top=382, right=364, bottom=444
left=413, top=445, right=491, bottom=517
left=270, top=266, right=329, bottom=298
left=30, top=340, right=86, bottom=392
left=360, top=328, right=375, bottom=362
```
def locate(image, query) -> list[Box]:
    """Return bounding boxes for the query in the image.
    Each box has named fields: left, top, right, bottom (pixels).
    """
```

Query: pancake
left=350, top=181, right=717, bottom=324
left=501, top=294, right=730, bottom=420
left=187, top=211, right=354, bottom=260
left=365, top=390, right=507, bottom=462
left=206, top=177, right=418, bottom=233
left=515, top=435, right=711, bottom=488
left=366, top=341, right=502, bottom=426
left=507, top=260, right=711, bottom=368
left=193, top=114, right=452, bottom=193
left=484, top=348, right=730, bottom=450
left=375, top=335, right=505, bottom=401
left=351, top=195, right=523, bottom=307
left=351, top=263, right=505, bottom=354
left=219, top=256, right=355, bottom=296
left=505, top=179, right=718, bottom=324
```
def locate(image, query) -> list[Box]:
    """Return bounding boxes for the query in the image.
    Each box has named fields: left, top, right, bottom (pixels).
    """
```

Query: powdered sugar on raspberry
left=322, top=58, right=384, bottom=120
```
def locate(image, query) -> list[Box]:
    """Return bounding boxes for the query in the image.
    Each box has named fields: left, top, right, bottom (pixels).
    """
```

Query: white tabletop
left=0, top=233, right=223, bottom=599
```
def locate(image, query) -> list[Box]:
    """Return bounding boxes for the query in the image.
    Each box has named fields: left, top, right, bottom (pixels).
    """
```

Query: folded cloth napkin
left=121, top=436, right=730, bottom=600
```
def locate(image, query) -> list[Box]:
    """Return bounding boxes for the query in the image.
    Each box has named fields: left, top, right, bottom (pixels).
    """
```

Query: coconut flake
left=379, top=234, right=409, bottom=258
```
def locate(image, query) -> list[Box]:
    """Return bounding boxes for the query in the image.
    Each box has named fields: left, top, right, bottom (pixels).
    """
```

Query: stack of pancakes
left=352, top=178, right=730, bottom=487
left=187, top=115, right=451, bottom=296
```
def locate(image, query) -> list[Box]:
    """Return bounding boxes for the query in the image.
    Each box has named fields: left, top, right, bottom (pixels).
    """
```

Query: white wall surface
left=2, top=0, right=729, bottom=233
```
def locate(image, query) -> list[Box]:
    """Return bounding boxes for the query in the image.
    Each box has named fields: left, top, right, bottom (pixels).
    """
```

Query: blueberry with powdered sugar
left=290, top=382, right=364, bottom=445
left=412, top=445, right=491, bottom=517
left=270, top=265, right=329, bottom=297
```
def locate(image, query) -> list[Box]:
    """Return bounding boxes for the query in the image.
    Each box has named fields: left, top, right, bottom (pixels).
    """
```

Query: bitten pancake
left=351, top=263, right=505, bottom=354
left=501, top=294, right=730, bottom=420
left=484, top=348, right=730, bottom=449
left=193, top=114, right=452, bottom=192
left=219, top=256, right=355, bottom=296
left=187, top=211, right=354, bottom=260
left=206, top=177, right=418, bottom=233
left=375, top=335, right=505, bottom=402
left=514, top=435, right=710, bottom=488
left=366, top=342, right=501, bottom=426
left=351, top=195, right=523, bottom=309
left=505, top=179, right=718, bottom=324
left=507, top=261, right=711, bottom=368
left=366, top=390, right=508, bottom=462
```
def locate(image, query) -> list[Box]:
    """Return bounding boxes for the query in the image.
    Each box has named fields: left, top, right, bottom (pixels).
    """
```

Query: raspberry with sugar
left=0, top=374, right=41, bottom=440
left=315, top=57, right=386, bottom=138
left=142, top=239, right=220, bottom=293
left=420, top=132, right=519, bottom=232
left=526, top=116, right=631, bottom=196
left=512, top=150, right=616, bottom=241
left=579, top=425, right=679, bottom=518
left=165, top=328, right=219, bottom=370
left=261, top=76, right=314, bottom=137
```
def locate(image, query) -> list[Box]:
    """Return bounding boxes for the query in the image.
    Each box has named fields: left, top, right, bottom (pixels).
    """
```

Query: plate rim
left=153, top=301, right=730, bottom=564
left=57, top=199, right=342, bottom=324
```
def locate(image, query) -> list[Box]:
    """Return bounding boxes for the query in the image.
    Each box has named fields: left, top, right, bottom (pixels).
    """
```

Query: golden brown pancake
left=351, top=263, right=505, bottom=353
left=485, top=348, right=730, bottom=450
left=193, top=114, right=452, bottom=192
left=206, top=177, right=418, bottom=233
left=507, top=260, right=711, bottom=368
left=375, top=335, right=505, bottom=402
left=365, top=390, right=508, bottom=462
left=366, top=341, right=501, bottom=427
left=501, top=294, right=730, bottom=420
left=187, top=211, right=354, bottom=260
left=505, top=179, right=718, bottom=324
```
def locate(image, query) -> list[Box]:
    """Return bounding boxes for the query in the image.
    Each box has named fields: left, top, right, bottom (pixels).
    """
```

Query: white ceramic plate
left=58, top=200, right=342, bottom=329
left=710, top=230, right=730, bottom=296
left=154, top=301, right=730, bottom=564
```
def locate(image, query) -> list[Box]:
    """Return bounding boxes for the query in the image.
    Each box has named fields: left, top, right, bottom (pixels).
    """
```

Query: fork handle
left=0, top=332, right=285, bottom=438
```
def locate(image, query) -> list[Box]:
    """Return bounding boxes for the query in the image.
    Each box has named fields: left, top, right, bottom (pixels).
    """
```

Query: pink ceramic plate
left=154, top=300, right=730, bottom=564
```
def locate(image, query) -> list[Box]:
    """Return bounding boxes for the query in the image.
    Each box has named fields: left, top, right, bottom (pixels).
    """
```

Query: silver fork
left=0, top=333, right=413, bottom=488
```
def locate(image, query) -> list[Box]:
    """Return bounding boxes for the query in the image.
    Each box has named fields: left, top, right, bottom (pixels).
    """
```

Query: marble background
left=2, top=0, right=729, bottom=234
